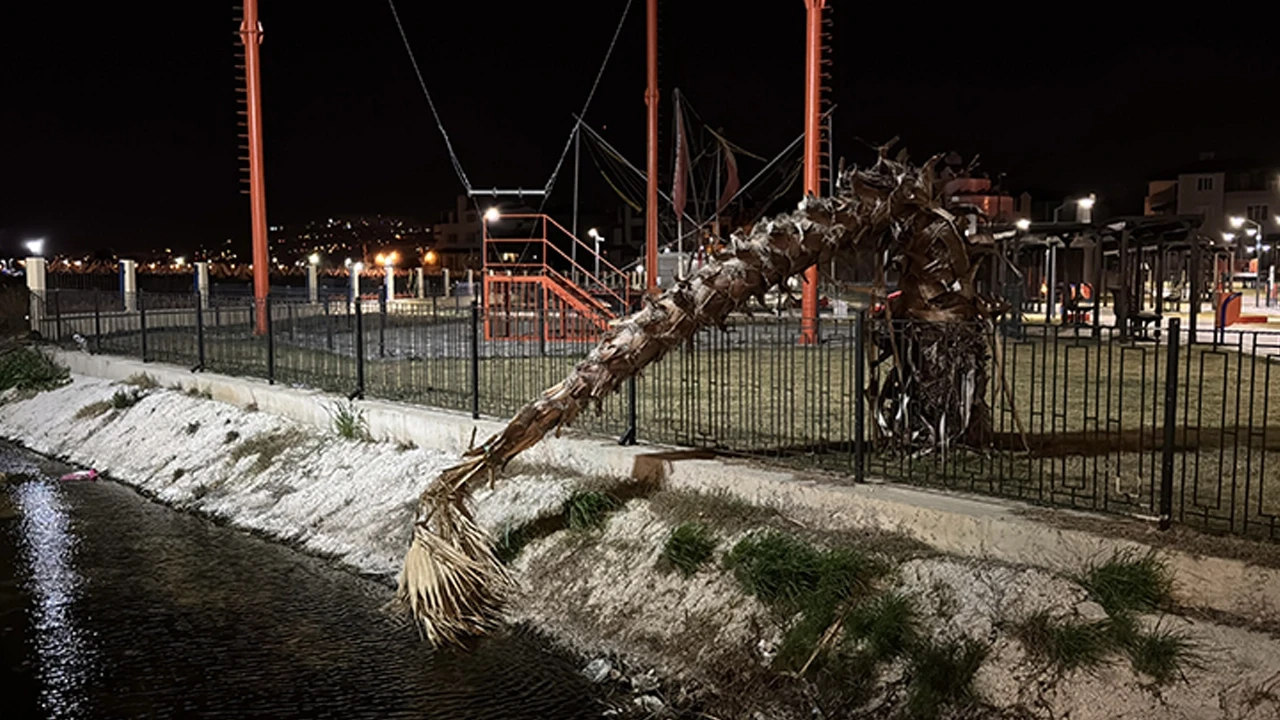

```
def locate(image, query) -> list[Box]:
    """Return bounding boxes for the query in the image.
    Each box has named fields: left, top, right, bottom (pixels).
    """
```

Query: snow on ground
left=0, top=375, right=569, bottom=578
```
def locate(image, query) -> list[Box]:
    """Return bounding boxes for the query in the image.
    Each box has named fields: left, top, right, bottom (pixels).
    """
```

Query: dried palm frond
left=396, top=144, right=1003, bottom=644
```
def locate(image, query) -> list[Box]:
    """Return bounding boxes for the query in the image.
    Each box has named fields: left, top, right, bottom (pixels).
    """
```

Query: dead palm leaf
left=396, top=145, right=1003, bottom=644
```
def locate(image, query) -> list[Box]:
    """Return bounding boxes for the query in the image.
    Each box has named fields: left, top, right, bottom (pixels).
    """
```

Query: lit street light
left=1230, top=216, right=1271, bottom=306
left=484, top=207, right=500, bottom=222
left=1015, top=218, right=1031, bottom=231
left=308, top=253, right=320, bottom=266
left=587, top=228, right=602, bottom=278
left=25, top=239, right=44, bottom=256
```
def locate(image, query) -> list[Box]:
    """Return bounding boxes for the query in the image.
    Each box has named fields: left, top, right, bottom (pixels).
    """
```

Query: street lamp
left=25, top=239, right=44, bottom=256
left=1051, top=194, right=1097, bottom=223
left=587, top=227, right=602, bottom=278
left=308, top=253, right=320, bottom=266
left=1015, top=218, right=1031, bottom=231
left=1230, top=216, right=1270, bottom=305
left=484, top=207, right=500, bottom=222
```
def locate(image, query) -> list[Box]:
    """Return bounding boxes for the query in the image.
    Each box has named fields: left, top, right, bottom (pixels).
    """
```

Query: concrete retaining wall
left=51, top=349, right=1280, bottom=625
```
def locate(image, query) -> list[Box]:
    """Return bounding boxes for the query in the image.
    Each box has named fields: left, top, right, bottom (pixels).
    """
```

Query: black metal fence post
left=353, top=295, right=365, bottom=399
left=619, top=376, right=637, bottom=445
left=52, top=289, right=62, bottom=343
left=470, top=301, right=480, bottom=420
left=853, top=310, right=866, bottom=482
left=324, top=295, right=334, bottom=352
left=288, top=300, right=295, bottom=342
left=138, top=291, right=148, bottom=362
left=1159, top=317, right=1181, bottom=531
left=266, top=295, right=275, bottom=385
left=379, top=286, right=387, bottom=358
left=194, top=291, right=206, bottom=371
left=93, top=289, right=102, bottom=353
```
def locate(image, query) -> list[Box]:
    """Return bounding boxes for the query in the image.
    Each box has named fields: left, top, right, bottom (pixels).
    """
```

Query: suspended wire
left=538, top=0, right=635, bottom=212
left=386, top=0, right=472, bottom=193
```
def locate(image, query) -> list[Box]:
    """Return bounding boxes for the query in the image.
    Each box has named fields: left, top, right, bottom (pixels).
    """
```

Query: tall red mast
left=239, top=0, right=270, bottom=334
left=644, top=0, right=659, bottom=293
left=799, top=0, right=826, bottom=345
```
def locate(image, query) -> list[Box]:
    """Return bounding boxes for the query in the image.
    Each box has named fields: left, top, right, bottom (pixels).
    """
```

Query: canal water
left=0, top=442, right=605, bottom=719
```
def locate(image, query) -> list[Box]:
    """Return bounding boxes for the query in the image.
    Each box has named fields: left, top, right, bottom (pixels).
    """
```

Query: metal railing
left=30, top=287, right=1280, bottom=542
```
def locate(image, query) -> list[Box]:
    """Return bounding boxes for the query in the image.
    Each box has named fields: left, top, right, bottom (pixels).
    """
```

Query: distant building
left=943, top=177, right=1027, bottom=224
left=432, top=196, right=483, bottom=272
left=1145, top=154, right=1279, bottom=261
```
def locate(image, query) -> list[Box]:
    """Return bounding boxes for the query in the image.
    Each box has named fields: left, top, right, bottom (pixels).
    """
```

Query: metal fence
left=28, top=287, right=1280, bottom=542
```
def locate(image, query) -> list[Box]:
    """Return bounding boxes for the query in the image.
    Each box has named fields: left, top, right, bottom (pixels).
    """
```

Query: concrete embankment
left=4, top=352, right=1280, bottom=718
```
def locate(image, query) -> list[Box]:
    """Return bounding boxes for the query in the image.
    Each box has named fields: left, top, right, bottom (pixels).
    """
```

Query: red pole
left=799, top=0, right=825, bottom=345
left=240, top=0, right=270, bottom=335
left=644, top=0, right=659, bottom=293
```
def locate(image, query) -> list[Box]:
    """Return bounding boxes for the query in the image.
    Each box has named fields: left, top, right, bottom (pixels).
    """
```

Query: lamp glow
left=308, top=253, right=320, bottom=265
left=1230, top=216, right=1246, bottom=229
left=1077, top=195, right=1096, bottom=210
left=1015, top=218, right=1031, bottom=231
left=484, top=207, right=500, bottom=222
left=25, top=239, right=44, bottom=256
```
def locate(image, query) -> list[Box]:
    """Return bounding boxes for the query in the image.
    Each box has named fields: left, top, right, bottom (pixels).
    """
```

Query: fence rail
left=29, top=288, right=1280, bottom=542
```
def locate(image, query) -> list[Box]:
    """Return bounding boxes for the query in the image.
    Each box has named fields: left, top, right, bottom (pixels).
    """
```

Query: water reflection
left=1, top=442, right=603, bottom=719
left=14, top=480, right=94, bottom=719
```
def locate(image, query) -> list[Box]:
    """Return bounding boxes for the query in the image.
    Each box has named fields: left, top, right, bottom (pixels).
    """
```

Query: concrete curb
left=53, top=349, right=1280, bottom=624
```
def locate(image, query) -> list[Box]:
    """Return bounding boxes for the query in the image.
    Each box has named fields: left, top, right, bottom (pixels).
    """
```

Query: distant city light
left=1077, top=195, right=1096, bottom=210
left=424, top=250, right=438, bottom=265
left=174, top=256, right=186, bottom=267
left=484, top=207, right=500, bottom=222
left=1015, top=219, right=1031, bottom=231
left=25, top=239, right=44, bottom=256
left=375, top=253, right=386, bottom=265
left=1223, top=232, right=1237, bottom=241
left=1230, top=216, right=1246, bottom=229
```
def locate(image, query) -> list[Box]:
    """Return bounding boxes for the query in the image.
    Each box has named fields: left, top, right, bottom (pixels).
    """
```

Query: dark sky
left=1, top=3, right=1274, bottom=256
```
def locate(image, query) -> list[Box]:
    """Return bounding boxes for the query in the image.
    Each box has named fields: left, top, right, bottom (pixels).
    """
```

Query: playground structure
left=481, top=213, right=631, bottom=342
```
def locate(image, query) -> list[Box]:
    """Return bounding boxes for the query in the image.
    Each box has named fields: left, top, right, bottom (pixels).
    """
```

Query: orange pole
left=644, top=0, right=659, bottom=293
left=799, top=0, right=825, bottom=345
left=240, top=0, right=270, bottom=335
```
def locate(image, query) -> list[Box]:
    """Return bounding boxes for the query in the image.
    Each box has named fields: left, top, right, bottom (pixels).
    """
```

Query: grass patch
left=1015, top=611, right=1114, bottom=673
left=186, top=386, right=213, bottom=399
left=845, top=591, right=919, bottom=662
left=1079, top=550, right=1172, bottom=615
left=110, top=387, right=144, bottom=409
left=172, top=468, right=186, bottom=481
left=906, top=638, right=988, bottom=720
left=229, top=428, right=306, bottom=473
left=494, top=523, right=533, bottom=564
left=0, top=347, right=68, bottom=392
left=122, top=372, right=159, bottom=389
left=185, top=421, right=200, bottom=435
left=396, top=439, right=417, bottom=452
left=661, top=523, right=718, bottom=577
left=563, top=490, right=620, bottom=531
left=224, top=430, right=240, bottom=444
left=725, top=531, right=879, bottom=609
left=327, top=400, right=369, bottom=441
left=1124, top=623, right=1201, bottom=685
left=75, top=400, right=113, bottom=419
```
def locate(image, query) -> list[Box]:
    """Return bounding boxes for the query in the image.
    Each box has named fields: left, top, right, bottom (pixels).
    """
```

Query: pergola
left=986, top=215, right=1225, bottom=341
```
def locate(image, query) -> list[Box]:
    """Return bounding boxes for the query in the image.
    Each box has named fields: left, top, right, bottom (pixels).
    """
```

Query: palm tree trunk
left=397, top=147, right=998, bottom=645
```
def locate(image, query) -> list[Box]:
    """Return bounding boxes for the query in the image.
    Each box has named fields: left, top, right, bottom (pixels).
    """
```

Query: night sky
left=1, top=4, right=1273, bottom=256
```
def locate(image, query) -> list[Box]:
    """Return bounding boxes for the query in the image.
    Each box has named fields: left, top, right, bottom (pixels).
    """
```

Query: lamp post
left=307, top=253, right=320, bottom=304
left=588, top=228, right=602, bottom=279
left=1052, top=194, right=1096, bottom=223
left=1231, top=216, right=1268, bottom=306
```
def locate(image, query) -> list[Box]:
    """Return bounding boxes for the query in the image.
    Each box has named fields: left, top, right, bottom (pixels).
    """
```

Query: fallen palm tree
left=397, top=144, right=1004, bottom=644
